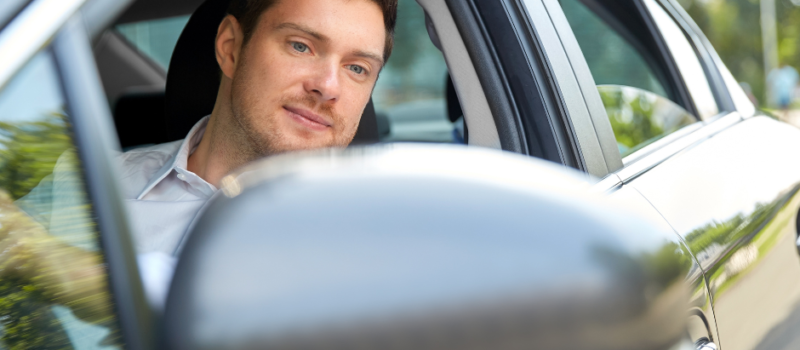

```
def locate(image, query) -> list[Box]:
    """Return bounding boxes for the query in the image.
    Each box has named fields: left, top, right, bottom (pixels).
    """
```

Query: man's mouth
left=284, top=106, right=332, bottom=131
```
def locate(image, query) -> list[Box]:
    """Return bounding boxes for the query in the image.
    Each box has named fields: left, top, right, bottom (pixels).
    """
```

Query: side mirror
left=164, top=145, right=692, bottom=350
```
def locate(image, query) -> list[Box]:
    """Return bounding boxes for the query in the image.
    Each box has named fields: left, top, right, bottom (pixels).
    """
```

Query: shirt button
left=177, top=173, right=187, bottom=181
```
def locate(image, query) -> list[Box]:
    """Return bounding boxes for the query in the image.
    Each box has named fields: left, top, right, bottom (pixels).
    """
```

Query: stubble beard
left=228, top=62, right=360, bottom=161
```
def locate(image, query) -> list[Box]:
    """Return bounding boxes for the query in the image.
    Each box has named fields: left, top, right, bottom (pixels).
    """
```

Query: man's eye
left=349, top=65, right=365, bottom=75
left=292, top=42, right=309, bottom=53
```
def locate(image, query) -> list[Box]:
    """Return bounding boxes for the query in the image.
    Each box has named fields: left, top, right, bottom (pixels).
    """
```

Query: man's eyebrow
left=275, top=22, right=327, bottom=41
left=353, top=50, right=384, bottom=67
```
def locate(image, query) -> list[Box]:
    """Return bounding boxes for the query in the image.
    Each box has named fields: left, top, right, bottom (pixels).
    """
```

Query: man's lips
left=284, top=106, right=332, bottom=131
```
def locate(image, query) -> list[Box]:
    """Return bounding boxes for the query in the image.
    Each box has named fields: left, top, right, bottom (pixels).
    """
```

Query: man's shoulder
left=116, top=141, right=182, bottom=198
left=118, top=141, right=182, bottom=163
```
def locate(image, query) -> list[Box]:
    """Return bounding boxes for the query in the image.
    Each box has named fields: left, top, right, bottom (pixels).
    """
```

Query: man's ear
left=216, top=15, right=243, bottom=79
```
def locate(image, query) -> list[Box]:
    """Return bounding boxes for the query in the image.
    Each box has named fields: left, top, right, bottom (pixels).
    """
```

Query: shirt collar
left=136, top=116, right=212, bottom=199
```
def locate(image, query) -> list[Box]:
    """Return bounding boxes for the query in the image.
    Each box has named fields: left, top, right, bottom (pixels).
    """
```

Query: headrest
left=164, top=0, right=379, bottom=143
left=114, top=91, right=167, bottom=149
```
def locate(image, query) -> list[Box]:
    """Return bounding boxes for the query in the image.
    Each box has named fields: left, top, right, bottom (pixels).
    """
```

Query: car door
left=454, top=0, right=719, bottom=345
left=624, top=2, right=800, bottom=350
left=0, top=0, right=153, bottom=349
left=546, top=0, right=800, bottom=349
left=535, top=0, right=732, bottom=346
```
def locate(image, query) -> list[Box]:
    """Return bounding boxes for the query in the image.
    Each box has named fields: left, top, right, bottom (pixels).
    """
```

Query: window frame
left=543, top=0, right=739, bottom=181
left=498, top=0, right=618, bottom=177
left=0, top=0, right=154, bottom=348
left=655, top=0, right=736, bottom=116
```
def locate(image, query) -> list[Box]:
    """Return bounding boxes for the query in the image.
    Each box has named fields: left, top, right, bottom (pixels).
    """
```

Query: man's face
left=228, top=0, right=385, bottom=155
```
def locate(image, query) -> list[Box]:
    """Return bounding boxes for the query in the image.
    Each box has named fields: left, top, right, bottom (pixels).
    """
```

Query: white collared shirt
left=117, top=116, right=216, bottom=309
left=119, top=116, right=216, bottom=256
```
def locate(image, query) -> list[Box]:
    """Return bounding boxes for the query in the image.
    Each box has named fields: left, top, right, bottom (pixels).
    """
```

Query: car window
left=0, top=51, right=121, bottom=349
left=372, top=0, right=457, bottom=143
left=559, top=0, right=700, bottom=156
left=116, top=15, right=191, bottom=70
left=599, top=85, right=695, bottom=157
left=643, top=0, right=719, bottom=120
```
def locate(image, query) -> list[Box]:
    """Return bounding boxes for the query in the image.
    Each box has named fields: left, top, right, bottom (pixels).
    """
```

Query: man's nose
left=304, top=61, right=341, bottom=102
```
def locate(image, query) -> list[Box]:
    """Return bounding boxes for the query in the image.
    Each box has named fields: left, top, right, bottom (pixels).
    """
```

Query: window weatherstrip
left=621, top=121, right=703, bottom=166
left=516, top=0, right=610, bottom=176
left=539, top=0, right=623, bottom=175
left=616, top=112, right=742, bottom=183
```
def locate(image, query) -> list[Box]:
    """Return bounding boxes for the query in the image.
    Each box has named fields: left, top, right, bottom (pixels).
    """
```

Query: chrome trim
left=0, top=0, right=85, bottom=90
left=591, top=173, right=622, bottom=194
left=622, top=122, right=704, bottom=166
left=616, top=112, right=742, bottom=183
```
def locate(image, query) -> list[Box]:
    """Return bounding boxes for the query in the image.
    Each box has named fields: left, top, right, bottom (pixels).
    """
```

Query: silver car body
left=1, top=0, right=800, bottom=349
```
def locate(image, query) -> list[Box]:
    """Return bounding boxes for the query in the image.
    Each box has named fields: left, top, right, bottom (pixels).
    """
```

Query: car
left=0, top=0, right=799, bottom=349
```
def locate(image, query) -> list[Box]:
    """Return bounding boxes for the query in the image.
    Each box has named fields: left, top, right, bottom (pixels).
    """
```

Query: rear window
left=116, top=15, right=191, bottom=70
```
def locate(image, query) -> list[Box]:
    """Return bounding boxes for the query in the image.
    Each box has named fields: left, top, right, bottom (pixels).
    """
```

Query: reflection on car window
left=559, top=0, right=700, bottom=157
left=372, top=0, right=457, bottom=143
left=116, top=15, right=191, bottom=70
left=559, top=0, right=672, bottom=101
left=0, top=51, right=121, bottom=349
left=599, top=85, right=695, bottom=157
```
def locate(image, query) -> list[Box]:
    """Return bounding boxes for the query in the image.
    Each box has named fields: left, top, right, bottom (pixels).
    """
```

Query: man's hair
left=227, top=0, right=398, bottom=63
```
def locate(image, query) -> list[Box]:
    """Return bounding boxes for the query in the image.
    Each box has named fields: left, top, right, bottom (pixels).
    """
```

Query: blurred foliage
left=0, top=113, right=72, bottom=200
left=602, top=89, right=665, bottom=153
left=0, top=279, right=73, bottom=350
left=0, top=113, right=74, bottom=349
left=683, top=188, right=792, bottom=275
left=0, top=113, right=119, bottom=349
left=599, top=86, right=695, bottom=156
left=678, top=0, right=800, bottom=105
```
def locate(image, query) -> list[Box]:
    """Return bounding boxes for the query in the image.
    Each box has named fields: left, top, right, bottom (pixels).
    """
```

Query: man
left=127, top=0, right=395, bottom=255
left=6, top=0, right=398, bottom=319
left=767, top=62, right=799, bottom=116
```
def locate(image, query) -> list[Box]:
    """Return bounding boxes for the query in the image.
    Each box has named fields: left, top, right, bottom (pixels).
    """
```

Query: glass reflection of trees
left=0, top=112, right=119, bottom=349
left=598, top=85, right=696, bottom=157
left=684, top=185, right=800, bottom=296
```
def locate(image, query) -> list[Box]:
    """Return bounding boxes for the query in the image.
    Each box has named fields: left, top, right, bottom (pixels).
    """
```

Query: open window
left=558, top=0, right=719, bottom=158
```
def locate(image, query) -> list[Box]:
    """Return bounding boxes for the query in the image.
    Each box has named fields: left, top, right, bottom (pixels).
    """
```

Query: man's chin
left=261, top=136, right=341, bottom=156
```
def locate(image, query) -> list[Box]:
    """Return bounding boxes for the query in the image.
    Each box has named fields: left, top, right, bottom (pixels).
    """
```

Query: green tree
left=0, top=112, right=85, bottom=349
left=679, top=0, right=800, bottom=106
left=0, top=113, right=73, bottom=200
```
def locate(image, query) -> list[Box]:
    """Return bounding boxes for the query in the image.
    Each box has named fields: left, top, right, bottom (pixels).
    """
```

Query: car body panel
left=630, top=116, right=800, bottom=350
left=2, top=0, right=799, bottom=348
left=606, top=183, right=720, bottom=345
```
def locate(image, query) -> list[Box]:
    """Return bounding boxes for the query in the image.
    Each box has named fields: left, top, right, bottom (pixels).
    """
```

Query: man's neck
left=187, top=99, right=259, bottom=187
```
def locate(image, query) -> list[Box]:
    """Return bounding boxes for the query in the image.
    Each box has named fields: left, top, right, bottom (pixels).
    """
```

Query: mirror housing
left=164, top=144, right=691, bottom=350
